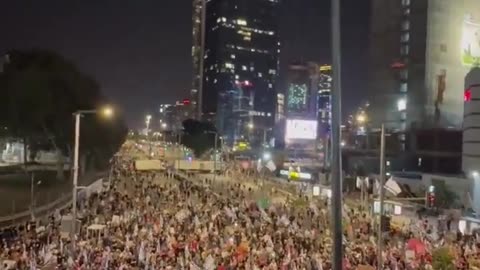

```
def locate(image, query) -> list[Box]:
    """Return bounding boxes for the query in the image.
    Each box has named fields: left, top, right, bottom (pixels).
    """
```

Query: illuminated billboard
left=287, top=83, right=308, bottom=113
left=285, top=119, right=317, bottom=140
left=461, top=18, right=480, bottom=66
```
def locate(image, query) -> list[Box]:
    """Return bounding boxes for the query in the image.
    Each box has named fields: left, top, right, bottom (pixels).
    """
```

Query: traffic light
left=428, top=193, right=435, bottom=207
left=427, top=185, right=435, bottom=208
left=381, top=215, right=391, bottom=232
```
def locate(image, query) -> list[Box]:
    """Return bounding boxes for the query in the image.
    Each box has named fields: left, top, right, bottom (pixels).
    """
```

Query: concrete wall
left=391, top=173, right=472, bottom=207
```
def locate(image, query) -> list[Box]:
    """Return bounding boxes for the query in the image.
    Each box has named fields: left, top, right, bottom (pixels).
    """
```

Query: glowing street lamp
left=102, top=107, right=113, bottom=118
left=356, top=113, right=367, bottom=124
left=247, top=122, right=254, bottom=129
left=72, top=106, right=113, bottom=253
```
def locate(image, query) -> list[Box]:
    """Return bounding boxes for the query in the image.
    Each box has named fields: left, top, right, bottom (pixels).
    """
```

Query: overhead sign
left=279, top=169, right=312, bottom=180
left=285, top=119, right=318, bottom=140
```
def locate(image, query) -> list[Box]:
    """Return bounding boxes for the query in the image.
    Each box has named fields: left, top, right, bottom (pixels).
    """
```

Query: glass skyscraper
left=201, top=0, right=280, bottom=145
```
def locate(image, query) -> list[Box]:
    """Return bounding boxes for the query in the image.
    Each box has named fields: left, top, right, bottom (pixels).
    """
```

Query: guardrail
left=0, top=194, right=72, bottom=229
left=0, top=171, right=107, bottom=230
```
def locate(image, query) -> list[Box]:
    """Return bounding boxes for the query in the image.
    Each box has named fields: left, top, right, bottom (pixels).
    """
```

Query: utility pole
left=214, top=132, right=218, bottom=183
left=377, top=124, right=386, bottom=269
left=198, top=0, right=207, bottom=120
left=330, top=0, right=343, bottom=268
left=30, top=172, right=35, bottom=221
left=72, top=112, right=81, bottom=253
left=176, top=132, right=182, bottom=171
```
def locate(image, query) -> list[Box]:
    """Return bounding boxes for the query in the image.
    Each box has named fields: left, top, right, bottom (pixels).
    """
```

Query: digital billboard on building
left=285, top=119, right=317, bottom=140
left=425, top=0, right=480, bottom=128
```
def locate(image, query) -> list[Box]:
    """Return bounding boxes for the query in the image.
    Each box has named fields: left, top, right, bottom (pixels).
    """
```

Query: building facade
left=191, top=0, right=205, bottom=119
left=202, top=0, right=280, bottom=146
left=368, top=0, right=428, bottom=149
left=285, top=62, right=319, bottom=119
left=317, top=65, right=332, bottom=138
left=281, top=62, right=332, bottom=161
left=369, top=0, right=480, bottom=131
left=424, top=0, right=480, bottom=128
left=159, top=99, right=193, bottom=134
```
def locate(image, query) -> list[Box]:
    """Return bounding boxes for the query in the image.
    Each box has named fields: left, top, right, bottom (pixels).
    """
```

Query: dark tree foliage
left=0, top=49, right=127, bottom=172
left=181, top=119, right=217, bottom=157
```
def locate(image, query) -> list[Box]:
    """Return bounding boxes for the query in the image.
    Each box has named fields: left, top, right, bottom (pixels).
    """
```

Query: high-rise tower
left=201, top=0, right=280, bottom=145
left=191, top=0, right=206, bottom=119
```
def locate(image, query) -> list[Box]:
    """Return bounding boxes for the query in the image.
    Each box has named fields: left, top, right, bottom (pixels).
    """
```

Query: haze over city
left=1, top=0, right=480, bottom=269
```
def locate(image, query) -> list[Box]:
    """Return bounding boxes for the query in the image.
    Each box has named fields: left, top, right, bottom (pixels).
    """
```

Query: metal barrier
left=0, top=194, right=72, bottom=229
left=0, top=171, right=106, bottom=229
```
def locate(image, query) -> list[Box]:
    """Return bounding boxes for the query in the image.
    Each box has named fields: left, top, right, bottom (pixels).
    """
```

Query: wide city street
left=0, top=141, right=474, bottom=269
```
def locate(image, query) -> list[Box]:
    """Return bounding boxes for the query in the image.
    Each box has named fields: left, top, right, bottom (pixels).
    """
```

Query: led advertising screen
left=462, top=18, right=480, bottom=66
left=285, top=119, right=317, bottom=140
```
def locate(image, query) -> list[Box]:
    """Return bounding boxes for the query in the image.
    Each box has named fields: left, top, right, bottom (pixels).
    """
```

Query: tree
left=432, top=247, right=455, bottom=270
left=0, top=49, right=127, bottom=177
left=432, top=181, right=459, bottom=208
left=181, top=119, right=217, bottom=157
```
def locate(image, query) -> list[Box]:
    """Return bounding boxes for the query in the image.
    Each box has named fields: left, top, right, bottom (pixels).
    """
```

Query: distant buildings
left=285, top=62, right=317, bottom=119
left=280, top=62, right=332, bottom=160
left=368, top=0, right=480, bottom=132
left=159, top=99, right=193, bottom=133
left=198, top=0, right=280, bottom=145
left=317, top=65, right=332, bottom=138
left=191, top=0, right=205, bottom=119
left=424, top=0, right=480, bottom=128
left=367, top=0, right=428, bottom=150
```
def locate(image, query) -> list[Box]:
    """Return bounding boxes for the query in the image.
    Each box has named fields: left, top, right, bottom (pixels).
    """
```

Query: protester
left=0, top=146, right=478, bottom=269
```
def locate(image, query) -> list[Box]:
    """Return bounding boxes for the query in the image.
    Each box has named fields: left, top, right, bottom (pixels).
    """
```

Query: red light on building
left=391, top=61, right=405, bottom=69
left=183, top=99, right=191, bottom=105
left=465, top=88, right=472, bottom=102
left=428, top=193, right=435, bottom=207
left=236, top=80, right=253, bottom=87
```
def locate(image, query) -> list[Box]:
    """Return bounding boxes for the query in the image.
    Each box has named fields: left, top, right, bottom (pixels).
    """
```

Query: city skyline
left=0, top=0, right=370, bottom=128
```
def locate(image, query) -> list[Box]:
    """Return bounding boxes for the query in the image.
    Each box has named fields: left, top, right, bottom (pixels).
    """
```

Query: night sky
left=0, top=0, right=370, bottom=128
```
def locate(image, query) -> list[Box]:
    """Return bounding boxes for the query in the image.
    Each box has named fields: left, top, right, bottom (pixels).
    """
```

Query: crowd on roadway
left=0, top=145, right=479, bottom=269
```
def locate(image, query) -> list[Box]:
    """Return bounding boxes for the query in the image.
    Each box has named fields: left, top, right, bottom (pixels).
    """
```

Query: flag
left=257, top=198, right=270, bottom=210
left=356, top=177, right=363, bottom=189
left=257, top=160, right=263, bottom=172
left=30, top=259, right=36, bottom=270
left=190, top=262, right=202, bottom=270
left=204, top=254, right=215, bottom=270
left=384, top=177, right=402, bottom=196
left=266, top=160, right=276, bottom=172
left=138, top=241, right=145, bottom=263
left=224, top=206, right=236, bottom=220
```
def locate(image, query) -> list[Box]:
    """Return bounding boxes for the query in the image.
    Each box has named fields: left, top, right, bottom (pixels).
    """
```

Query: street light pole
left=71, top=107, right=112, bottom=254
left=377, top=124, right=386, bottom=269
left=71, top=112, right=81, bottom=253
left=176, top=132, right=182, bottom=171
left=198, top=0, right=207, bottom=120
left=30, top=172, right=35, bottom=221
left=330, top=0, right=343, bottom=268
left=214, top=132, right=218, bottom=182
left=146, top=115, right=152, bottom=156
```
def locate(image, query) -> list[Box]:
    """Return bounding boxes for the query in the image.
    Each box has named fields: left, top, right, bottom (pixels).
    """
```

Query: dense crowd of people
left=0, top=145, right=479, bottom=269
